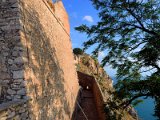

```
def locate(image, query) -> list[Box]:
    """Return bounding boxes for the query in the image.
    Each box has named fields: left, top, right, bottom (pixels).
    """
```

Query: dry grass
left=47, top=1, right=55, bottom=12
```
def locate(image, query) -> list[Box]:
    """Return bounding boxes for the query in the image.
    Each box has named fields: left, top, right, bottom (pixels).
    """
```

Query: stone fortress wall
left=0, top=0, right=79, bottom=119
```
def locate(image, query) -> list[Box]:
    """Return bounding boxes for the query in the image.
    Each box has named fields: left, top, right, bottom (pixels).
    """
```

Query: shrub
left=73, top=48, right=83, bottom=55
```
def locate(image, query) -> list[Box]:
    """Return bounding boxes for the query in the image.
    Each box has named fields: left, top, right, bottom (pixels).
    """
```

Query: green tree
left=73, top=48, right=84, bottom=55
left=75, top=0, right=160, bottom=119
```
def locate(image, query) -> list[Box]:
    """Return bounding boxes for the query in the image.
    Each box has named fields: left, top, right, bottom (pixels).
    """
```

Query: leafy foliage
left=132, top=99, right=143, bottom=107
left=75, top=0, right=160, bottom=119
left=73, top=48, right=84, bottom=55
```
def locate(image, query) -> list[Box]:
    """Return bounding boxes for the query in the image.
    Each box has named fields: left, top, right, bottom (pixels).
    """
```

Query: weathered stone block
left=8, top=59, right=13, bottom=64
left=0, top=117, right=7, bottom=120
left=21, top=112, right=28, bottom=119
left=8, top=111, right=16, bottom=118
left=3, top=52, right=8, bottom=57
left=1, top=0, right=6, bottom=3
left=7, top=89, right=16, bottom=95
left=1, top=80, right=9, bottom=85
left=19, top=107, right=26, bottom=113
left=10, top=64, right=21, bottom=71
left=12, top=70, right=24, bottom=79
left=13, top=47, right=24, bottom=51
left=17, top=88, right=26, bottom=95
left=0, top=65, right=7, bottom=72
left=20, top=81, right=27, bottom=87
left=14, top=57, right=28, bottom=64
left=11, top=3, right=19, bottom=8
left=12, top=51, right=19, bottom=57
left=13, top=115, right=21, bottom=120
left=0, top=72, right=10, bottom=80
left=23, top=96, right=30, bottom=101
left=13, top=79, right=23, bottom=83
left=0, top=110, right=7, bottom=118
left=6, top=96, right=12, bottom=100
left=23, top=104, right=27, bottom=108
left=14, top=95, right=21, bottom=99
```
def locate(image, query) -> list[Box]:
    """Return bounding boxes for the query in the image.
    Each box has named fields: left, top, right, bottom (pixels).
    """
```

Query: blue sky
left=63, top=0, right=99, bottom=49
left=62, top=0, right=117, bottom=78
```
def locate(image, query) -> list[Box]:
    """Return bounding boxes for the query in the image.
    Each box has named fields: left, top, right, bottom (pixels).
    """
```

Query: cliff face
left=74, top=53, right=138, bottom=120
left=74, top=54, right=113, bottom=102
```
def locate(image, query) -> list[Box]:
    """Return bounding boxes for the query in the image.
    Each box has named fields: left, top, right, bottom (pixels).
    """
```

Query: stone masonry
left=0, top=0, right=79, bottom=119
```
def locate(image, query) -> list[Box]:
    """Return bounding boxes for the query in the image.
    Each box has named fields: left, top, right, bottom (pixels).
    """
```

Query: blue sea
left=112, top=78, right=157, bottom=120
left=135, top=98, right=157, bottom=120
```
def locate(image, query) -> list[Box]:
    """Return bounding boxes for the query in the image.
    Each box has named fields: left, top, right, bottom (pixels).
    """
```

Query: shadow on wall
left=19, top=2, right=72, bottom=119
left=73, top=71, right=106, bottom=120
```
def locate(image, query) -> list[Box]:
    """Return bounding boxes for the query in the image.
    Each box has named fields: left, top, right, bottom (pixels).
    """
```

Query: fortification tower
left=0, top=0, right=79, bottom=119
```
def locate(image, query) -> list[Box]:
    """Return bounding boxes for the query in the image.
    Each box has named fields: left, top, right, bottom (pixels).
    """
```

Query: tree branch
left=121, top=93, right=152, bottom=108
left=125, top=8, right=158, bottom=36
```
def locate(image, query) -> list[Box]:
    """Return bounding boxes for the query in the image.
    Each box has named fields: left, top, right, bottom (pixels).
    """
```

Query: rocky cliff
left=74, top=53, right=113, bottom=101
left=74, top=53, right=138, bottom=120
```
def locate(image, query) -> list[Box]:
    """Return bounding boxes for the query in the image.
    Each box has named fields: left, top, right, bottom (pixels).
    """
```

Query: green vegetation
left=91, top=56, right=99, bottom=64
left=73, top=48, right=84, bottom=55
left=75, top=0, right=160, bottom=119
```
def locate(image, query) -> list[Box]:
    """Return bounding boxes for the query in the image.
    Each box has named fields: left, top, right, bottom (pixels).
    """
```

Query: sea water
left=112, top=78, right=157, bottom=120
left=135, top=98, right=157, bottom=120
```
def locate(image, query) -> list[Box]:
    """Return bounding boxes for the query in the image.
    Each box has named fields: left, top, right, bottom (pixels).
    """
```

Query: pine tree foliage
left=75, top=0, right=160, bottom=119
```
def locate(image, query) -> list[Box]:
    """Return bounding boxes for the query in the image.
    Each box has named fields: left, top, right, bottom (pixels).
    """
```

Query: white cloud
left=83, top=15, right=94, bottom=23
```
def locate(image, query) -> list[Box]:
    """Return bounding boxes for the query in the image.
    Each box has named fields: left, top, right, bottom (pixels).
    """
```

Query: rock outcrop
left=74, top=53, right=138, bottom=120
left=74, top=53, right=113, bottom=102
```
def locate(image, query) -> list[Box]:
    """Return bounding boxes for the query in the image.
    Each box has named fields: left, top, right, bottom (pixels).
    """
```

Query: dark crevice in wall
left=72, top=71, right=106, bottom=120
